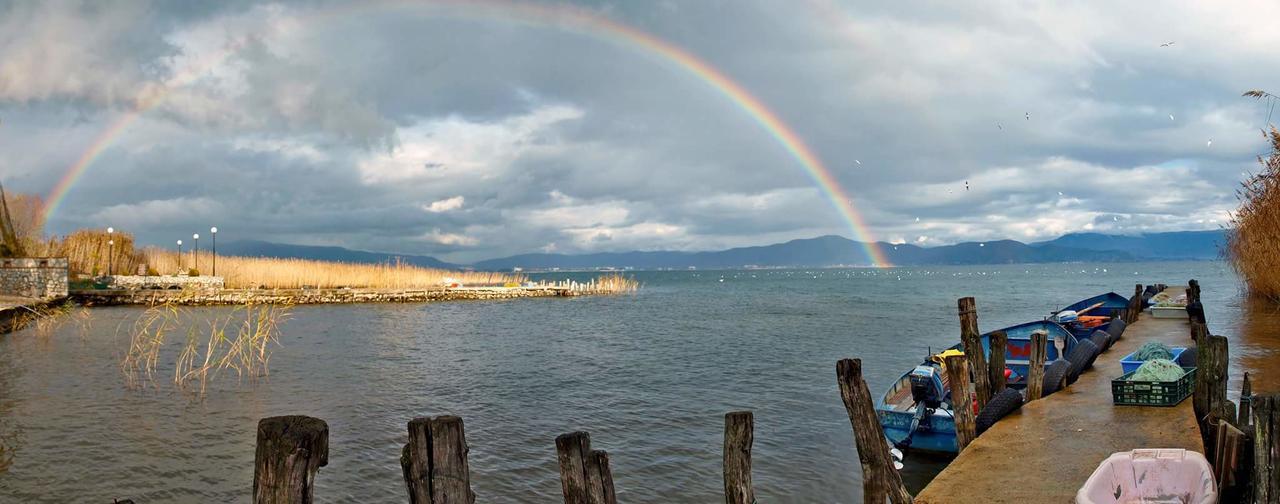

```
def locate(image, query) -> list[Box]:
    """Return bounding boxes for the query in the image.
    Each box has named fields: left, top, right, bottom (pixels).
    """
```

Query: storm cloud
left=0, top=0, right=1270, bottom=262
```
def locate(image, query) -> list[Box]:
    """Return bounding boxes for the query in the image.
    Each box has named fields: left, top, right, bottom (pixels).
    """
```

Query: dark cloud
left=0, top=0, right=1272, bottom=262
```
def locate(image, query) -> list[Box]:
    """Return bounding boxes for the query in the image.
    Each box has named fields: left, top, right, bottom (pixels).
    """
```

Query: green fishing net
left=1132, top=358, right=1185, bottom=382
left=1134, top=341, right=1174, bottom=361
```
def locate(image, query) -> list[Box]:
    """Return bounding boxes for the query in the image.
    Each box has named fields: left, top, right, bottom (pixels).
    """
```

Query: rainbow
left=43, top=0, right=891, bottom=266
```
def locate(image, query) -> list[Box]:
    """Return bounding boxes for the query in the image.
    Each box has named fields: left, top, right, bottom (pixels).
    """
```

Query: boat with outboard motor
left=875, top=319, right=1080, bottom=454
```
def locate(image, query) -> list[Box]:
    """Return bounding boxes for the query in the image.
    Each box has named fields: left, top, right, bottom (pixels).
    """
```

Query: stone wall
left=0, top=258, right=69, bottom=299
left=104, top=275, right=225, bottom=291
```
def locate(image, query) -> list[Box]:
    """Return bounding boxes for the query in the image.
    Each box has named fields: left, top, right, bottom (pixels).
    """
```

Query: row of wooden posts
left=236, top=295, right=1018, bottom=504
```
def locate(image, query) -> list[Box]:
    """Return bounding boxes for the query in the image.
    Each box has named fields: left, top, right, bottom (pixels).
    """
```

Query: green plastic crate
left=1111, top=367, right=1196, bottom=406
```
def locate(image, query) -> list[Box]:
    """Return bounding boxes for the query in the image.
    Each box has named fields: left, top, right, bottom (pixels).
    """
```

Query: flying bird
left=1058, top=191, right=1064, bottom=196
left=965, top=180, right=970, bottom=191
left=855, top=159, right=862, bottom=165
left=915, top=217, right=920, bottom=222
left=1025, top=112, right=1031, bottom=120
left=1207, top=139, right=1213, bottom=147
left=1169, top=114, right=1175, bottom=121
left=1160, top=41, right=1175, bottom=47
left=997, top=123, right=1003, bottom=130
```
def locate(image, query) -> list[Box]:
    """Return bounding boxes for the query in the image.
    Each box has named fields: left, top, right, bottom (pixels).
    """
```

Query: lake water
left=0, top=261, right=1267, bottom=502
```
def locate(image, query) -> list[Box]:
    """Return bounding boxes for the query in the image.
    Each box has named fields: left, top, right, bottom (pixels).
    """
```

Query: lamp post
left=177, top=240, right=183, bottom=270
left=193, top=233, right=200, bottom=274
left=106, top=227, right=114, bottom=276
left=210, top=227, right=218, bottom=277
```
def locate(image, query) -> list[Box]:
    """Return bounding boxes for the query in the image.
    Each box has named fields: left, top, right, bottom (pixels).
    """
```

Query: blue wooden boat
left=875, top=321, right=1079, bottom=454
left=1051, top=292, right=1129, bottom=339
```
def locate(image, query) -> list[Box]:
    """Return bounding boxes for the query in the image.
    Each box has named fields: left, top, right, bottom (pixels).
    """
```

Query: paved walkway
left=915, top=289, right=1202, bottom=503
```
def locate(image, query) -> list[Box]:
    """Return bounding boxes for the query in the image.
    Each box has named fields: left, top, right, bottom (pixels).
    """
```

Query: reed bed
left=121, top=299, right=292, bottom=397
left=139, top=249, right=520, bottom=289
left=1228, top=127, right=1280, bottom=300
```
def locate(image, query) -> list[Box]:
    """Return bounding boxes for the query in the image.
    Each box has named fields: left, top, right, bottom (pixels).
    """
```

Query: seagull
left=1025, top=112, right=1031, bottom=120
left=915, top=217, right=920, bottom=222
left=855, top=159, right=862, bottom=165
left=1207, top=139, right=1213, bottom=147
left=997, top=123, right=1003, bottom=130
left=1160, top=41, right=1175, bottom=47
left=1113, top=216, right=1119, bottom=221
left=1058, top=191, right=1064, bottom=196
left=1169, top=114, right=1175, bottom=121
left=965, top=180, right=970, bottom=191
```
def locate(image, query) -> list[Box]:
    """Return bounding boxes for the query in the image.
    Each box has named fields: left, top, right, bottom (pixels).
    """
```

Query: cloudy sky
left=0, top=0, right=1273, bottom=262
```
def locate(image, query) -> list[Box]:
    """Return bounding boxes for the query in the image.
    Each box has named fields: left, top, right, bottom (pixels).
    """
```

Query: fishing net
left=1132, top=358, right=1185, bottom=382
left=1134, top=341, right=1174, bottom=361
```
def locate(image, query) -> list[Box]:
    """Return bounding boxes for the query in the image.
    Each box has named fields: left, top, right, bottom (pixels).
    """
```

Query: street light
left=193, top=233, right=200, bottom=273
left=210, top=227, right=218, bottom=277
left=177, top=240, right=183, bottom=270
left=106, top=227, right=114, bottom=276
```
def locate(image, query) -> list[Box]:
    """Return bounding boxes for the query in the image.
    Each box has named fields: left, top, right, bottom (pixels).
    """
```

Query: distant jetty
left=68, top=276, right=637, bottom=306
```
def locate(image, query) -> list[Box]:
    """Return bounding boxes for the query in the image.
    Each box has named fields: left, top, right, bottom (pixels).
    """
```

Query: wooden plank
left=944, top=355, right=977, bottom=451
left=988, top=330, right=1008, bottom=393
left=958, top=297, right=991, bottom=411
left=723, top=411, right=754, bottom=504
left=253, top=416, right=329, bottom=504
left=1241, top=372, right=1253, bottom=428
left=586, top=450, right=616, bottom=504
left=835, top=358, right=912, bottom=504
left=1025, top=331, right=1047, bottom=402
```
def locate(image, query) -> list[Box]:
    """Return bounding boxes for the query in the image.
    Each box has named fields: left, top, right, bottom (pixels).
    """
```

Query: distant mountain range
left=218, top=229, right=1229, bottom=271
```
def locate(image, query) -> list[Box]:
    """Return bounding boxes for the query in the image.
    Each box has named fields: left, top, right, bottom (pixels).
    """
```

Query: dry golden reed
left=140, top=248, right=520, bottom=289
left=1228, top=127, right=1280, bottom=300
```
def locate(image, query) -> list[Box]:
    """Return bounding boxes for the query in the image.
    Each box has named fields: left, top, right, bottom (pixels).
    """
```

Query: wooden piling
left=254, top=415, right=329, bottom=504
left=988, top=330, right=1008, bottom=393
left=403, top=416, right=475, bottom=504
left=1025, top=331, right=1048, bottom=402
left=555, top=432, right=616, bottom=504
left=723, top=411, right=755, bottom=504
left=1253, top=395, right=1279, bottom=503
left=1126, top=284, right=1143, bottom=324
left=1195, top=334, right=1230, bottom=454
left=1242, top=373, right=1253, bottom=428
left=958, top=297, right=991, bottom=411
left=944, top=355, right=977, bottom=451
left=835, top=358, right=912, bottom=504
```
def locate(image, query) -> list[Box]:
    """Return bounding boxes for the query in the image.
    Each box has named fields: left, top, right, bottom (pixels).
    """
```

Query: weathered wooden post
left=254, top=415, right=329, bottom=504
left=988, top=330, right=1008, bottom=393
left=1194, top=334, right=1231, bottom=454
left=555, top=431, right=617, bottom=504
left=1241, top=373, right=1253, bottom=428
left=958, top=297, right=991, bottom=411
left=723, top=411, right=754, bottom=504
left=1252, top=394, right=1278, bottom=503
left=1126, top=284, right=1144, bottom=323
left=944, top=355, right=977, bottom=451
left=835, top=358, right=912, bottom=504
left=402, top=415, right=474, bottom=504
left=1025, top=331, right=1048, bottom=401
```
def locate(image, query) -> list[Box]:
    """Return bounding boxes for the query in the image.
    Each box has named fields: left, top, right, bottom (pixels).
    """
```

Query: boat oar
left=1075, top=301, right=1105, bottom=316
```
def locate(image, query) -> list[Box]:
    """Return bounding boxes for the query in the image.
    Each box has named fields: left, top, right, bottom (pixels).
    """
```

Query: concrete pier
left=915, top=289, right=1202, bottom=503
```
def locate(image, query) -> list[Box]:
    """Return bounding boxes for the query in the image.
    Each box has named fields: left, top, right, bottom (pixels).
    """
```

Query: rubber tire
left=1178, top=346, right=1198, bottom=367
left=1065, top=339, right=1099, bottom=385
left=1089, top=330, right=1111, bottom=352
left=1106, top=318, right=1127, bottom=340
left=975, top=388, right=1024, bottom=435
left=1080, top=338, right=1103, bottom=371
left=1041, top=360, right=1070, bottom=396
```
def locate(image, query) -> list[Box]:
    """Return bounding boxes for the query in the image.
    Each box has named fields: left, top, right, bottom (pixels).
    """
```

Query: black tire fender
left=1089, top=330, right=1111, bottom=352
left=975, top=388, right=1024, bottom=435
left=1041, top=359, right=1070, bottom=396
left=1066, top=339, right=1099, bottom=384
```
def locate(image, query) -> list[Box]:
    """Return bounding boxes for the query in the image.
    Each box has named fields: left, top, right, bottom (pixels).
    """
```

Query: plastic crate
left=1111, top=367, right=1196, bottom=406
left=1119, top=347, right=1187, bottom=375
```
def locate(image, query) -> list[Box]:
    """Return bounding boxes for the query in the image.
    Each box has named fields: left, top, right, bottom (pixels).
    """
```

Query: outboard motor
left=909, top=365, right=943, bottom=408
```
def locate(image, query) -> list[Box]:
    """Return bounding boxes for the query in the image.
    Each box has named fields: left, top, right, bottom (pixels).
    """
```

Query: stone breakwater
left=70, top=286, right=581, bottom=306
